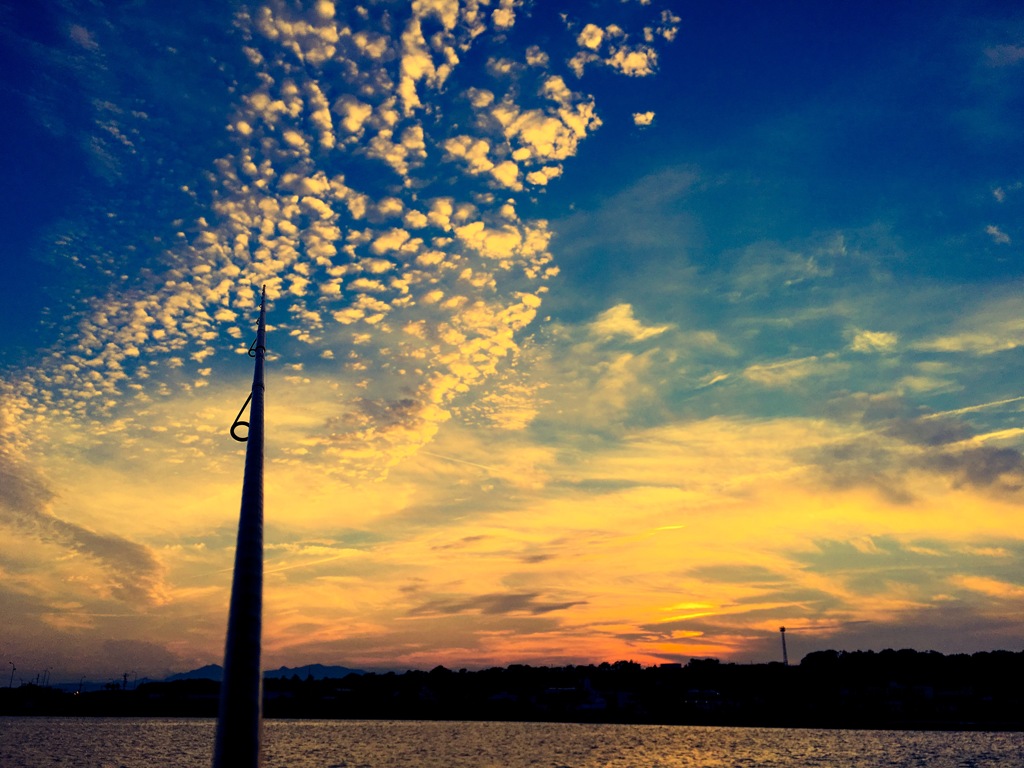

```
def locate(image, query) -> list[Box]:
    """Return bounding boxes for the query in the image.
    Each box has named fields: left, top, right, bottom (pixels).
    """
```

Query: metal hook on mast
left=230, top=392, right=252, bottom=442
left=230, top=289, right=267, bottom=442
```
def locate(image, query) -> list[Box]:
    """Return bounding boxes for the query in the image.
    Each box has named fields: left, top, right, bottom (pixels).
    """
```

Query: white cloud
left=986, top=225, right=1010, bottom=244
left=589, top=304, right=670, bottom=342
left=743, top=356, right=848, bottom=387
left=491, top=0, right=518, bottom=30
left=656, top=10, right=681, bottom=42
left=68, top=24, right=100, bottom=51
left=577, top=24, right=605, bottom=51
left=850, top=329, right=899, bottom=353
left=916, top=331, right=1024, bottom=355
left=525, top=45, right=549, bottom=67
left=607, top=45, right=657, bottom=76
left=333, top=96, right=373, bottom=136
left=491, top=160, right=522, bottom=189
left=985, top=44, right=1024, bottom=67
left=494, top=100, right=602, bottom=163
left=525, top=166, right=563, bottom=186
left=914, top=295, right=1024, bottom=355
left=632, top=111, right=655, bottom=126
left=444, top=135, right=495, bottom=173
left=568, top=51, right=599, bottom=78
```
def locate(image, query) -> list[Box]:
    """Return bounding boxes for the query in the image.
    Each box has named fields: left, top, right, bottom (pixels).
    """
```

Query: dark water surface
left=0, top=718, right=1019, bottom=767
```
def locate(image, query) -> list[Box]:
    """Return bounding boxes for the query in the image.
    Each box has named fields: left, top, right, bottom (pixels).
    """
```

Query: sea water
left=0, top=718, right=1019, bottom=767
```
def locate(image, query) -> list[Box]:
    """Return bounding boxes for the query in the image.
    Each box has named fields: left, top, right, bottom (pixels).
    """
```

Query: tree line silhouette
left=1, top=649, right=1020, bottom=730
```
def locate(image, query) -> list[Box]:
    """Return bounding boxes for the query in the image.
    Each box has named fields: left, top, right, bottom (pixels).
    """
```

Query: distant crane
left=779, top=627, right=789, bottom=666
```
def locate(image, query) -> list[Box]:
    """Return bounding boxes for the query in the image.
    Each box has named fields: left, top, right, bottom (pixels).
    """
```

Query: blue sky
left=1, top=0, right=1022, bottom=682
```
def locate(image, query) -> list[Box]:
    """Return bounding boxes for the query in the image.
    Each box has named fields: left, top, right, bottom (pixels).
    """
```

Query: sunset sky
left=1, top=0, right=1023, bottom=684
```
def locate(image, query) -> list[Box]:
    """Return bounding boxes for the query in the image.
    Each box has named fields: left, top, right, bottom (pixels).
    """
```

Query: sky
left=1, top=0, right=1022, bottom=684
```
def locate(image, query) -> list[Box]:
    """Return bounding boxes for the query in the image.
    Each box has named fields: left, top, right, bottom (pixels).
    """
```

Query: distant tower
left=780, top=627, right=789, bottom=666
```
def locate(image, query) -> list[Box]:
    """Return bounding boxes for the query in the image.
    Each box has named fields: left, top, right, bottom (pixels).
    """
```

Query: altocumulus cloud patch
left=0, top=0, right=680, bottom=481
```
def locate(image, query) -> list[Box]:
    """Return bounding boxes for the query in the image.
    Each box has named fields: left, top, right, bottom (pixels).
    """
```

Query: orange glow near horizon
left=2, top=0, right=1023, bottom=684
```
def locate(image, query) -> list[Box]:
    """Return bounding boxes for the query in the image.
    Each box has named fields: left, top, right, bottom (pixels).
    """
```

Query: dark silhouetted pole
left=214, top=287, right=267, bottom=768
left=780, top=627, right=789, bottom=666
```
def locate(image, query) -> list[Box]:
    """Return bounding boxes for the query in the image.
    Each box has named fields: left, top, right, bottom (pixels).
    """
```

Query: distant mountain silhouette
left=165, top=664, right=225, bottom=682
left=164, top=663, right=364, bottom=682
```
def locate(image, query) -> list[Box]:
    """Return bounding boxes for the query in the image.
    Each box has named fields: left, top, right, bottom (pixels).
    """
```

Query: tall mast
left=214, top=286, right=267, bottom=768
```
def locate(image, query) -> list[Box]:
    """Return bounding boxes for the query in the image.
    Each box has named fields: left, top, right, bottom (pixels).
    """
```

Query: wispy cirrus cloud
left=407, top=591, right=587, bottom=618
left=0, top=453, right=165, bottom=605
left=913, top=295, right=1024, bottom=355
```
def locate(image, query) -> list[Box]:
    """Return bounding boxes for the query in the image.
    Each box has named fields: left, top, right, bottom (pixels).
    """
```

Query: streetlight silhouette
left=8, top=661, right=15, bottom=688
